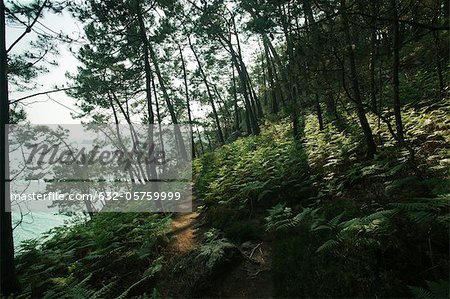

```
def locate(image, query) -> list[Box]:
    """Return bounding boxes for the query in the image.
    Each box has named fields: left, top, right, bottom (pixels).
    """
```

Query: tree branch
left=9, top=87, right=73, bottom=104
left=6, top=0, right=49, bottom=53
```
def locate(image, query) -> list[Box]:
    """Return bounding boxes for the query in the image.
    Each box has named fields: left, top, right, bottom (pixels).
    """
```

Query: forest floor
left=169, top=207, right=199, bottom=254
left=164, top=196, right=274, bottom=298
left=207, top=241, right=273, bottom=298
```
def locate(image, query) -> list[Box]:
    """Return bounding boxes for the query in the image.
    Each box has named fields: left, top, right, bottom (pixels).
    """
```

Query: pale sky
left=6, top=3, right=261, bottom=125
left=7, top=9, right=82, bottom=124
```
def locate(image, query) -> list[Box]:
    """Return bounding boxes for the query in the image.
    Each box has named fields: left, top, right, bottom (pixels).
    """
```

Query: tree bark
left=188, top=36, right=224, bottom=145
left=223, top=37, right=259, bottom=135
left=370, top=0, right=378, bottom=112
left=136, top=0, right=159, bottom=187
left=341, top=0, right=377, bottom=158
left=390, top=0, right=405, bottom=145
left=1, top=1, right=21, bottom=294
left=278, top=3, right=300, bottom=139
left=262, top=39, right=279, bottom=114
left=232, top=17, right=264, bottom=120
left=433, top=0, right=444, bottom=92
left=147, top=41, right=188, bottom=160
left=178, top=43, right=195, bottom=158
left=231, top=63, right=241, bottom=131
left=151, top=73, right=167, bottom=174
left=315, top=94, right=324, bottom=130
left=195, top=126, right=204, bottom=155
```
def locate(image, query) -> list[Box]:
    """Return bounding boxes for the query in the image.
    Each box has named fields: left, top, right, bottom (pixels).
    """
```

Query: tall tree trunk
left=278, top=3, right=299, bottom=139
left=370, top=0, right=378, bottom=112
left=188, top=36, right=224, bottom=145
left=231, top=63, right=240, bottom=131
left=225, top=39, right=258, bottom=135
left=327, top=90, right=340, bottom=122
left=178, top=43, right=195, bottom=158
left=262, top=35, right=285, bottom=108
left=390, top=0, right=405, bottom=144
left=195, top=126, right=204, bottom=155
left=217, top=19, right=258, bottom=135
left=1, top=1, right=21, bottom=294
left=262, top=39, right=278, bottom=114
left=232, top=17, right=264, bottom=120
left=147, top=42, right=187, bottom=160
left=244, top=108, right=251, bottom=135
left=235, top=60, right=258, bottom=135
left=341, top=0, right=377, bottom=158
left=151, top=72, right=165, bottom=161
left=136, top=0, right=159, bottom=188
left=433, top=0, right=444, bottom=92
left=315, top=94, right=324, bottom=130
left=205, top=130, right=212, bottom=151
left=443, top=0, right=449, bottom=25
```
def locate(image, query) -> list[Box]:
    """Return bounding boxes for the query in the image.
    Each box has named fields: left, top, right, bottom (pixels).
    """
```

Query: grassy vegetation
left=11, top=97, right=449, bottom=298
left=14, top=213, right=171, bottom=298
left=193, top=98, right=450, bottom=298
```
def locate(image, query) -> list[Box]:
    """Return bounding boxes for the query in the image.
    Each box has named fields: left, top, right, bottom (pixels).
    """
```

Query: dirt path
left=165, top=197, right=273, bottom=298
left=169, top=209, right=200, bottom=253
left=209, top=242, right=274, bottom=298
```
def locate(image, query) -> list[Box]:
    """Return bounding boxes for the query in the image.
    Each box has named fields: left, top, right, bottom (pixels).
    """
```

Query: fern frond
left=316, top=239, right=340, bottom=253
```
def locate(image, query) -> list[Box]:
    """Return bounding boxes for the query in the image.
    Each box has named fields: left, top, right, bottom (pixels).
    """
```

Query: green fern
left=315, top=210, right=393, bottom=254
left=409, top=279, right=450, bottom=298
left=390, top=195, right=450, bottom=227
left=265, top=204, right=319, bottom=232
left=197, top=238, right=235, bottom=269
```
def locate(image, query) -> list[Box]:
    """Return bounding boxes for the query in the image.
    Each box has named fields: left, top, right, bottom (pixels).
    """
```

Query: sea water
left=12, top=211, right=70, bottom=252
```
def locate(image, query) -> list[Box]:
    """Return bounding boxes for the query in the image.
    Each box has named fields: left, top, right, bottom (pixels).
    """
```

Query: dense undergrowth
left=193, top=99, right=450, bottom=298
left=13, top=213, right=171, bottom=298
left=9, top=100, right=449, bottom=298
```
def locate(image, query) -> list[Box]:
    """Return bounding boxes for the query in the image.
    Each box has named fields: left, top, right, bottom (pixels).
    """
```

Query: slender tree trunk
left=433, top=32, right=444, bottom=92
left=136, top=4, right=154, bottom=125
left=341, top=0, right=377, bottom=158
left=325, top=91, right=338, bottom=120
left=205, top=130, right=212, bottom=151
left=278, top=3, right=299, bottom=139
left=260, top=43, right=269, bottom=108
left=151, top=73, right=165, bottom=157
left=244, top=108, right=251, bottom=135
left=443, top=0, right=449, bottom=25
left=315, top=94, right=324, bottom=130
left=261, top=34, right=290, bottom=109
left=263, top=36, right=285, bottom=108
left=236, top=62, right=258, bottom=135
left=433, top=0, right=444, bottom=92
left=219, top=19, right=258, bottom=135
left=0, top=1, right=21, bottom=294
left=390, top=0, right=405, bottom=144
left=178, top=43, right=195, bottom=158
left=188, top=37, right=224, bottom=145
left=370, top=1, right=378, bottom=112
left=262, top=39, right=278, bottom=114
left=136, top=0, right=160, bottom=190
left=227, top=43, right=258, bottom=135
left=378, top=59, right=384, bottom=144
left=196, top=126, right=205, bottom=155
left=232, top=17, right=263, bottom=120
left=231, top=63, right=240, bottom=131
left=212, top=83, right=232, bottom=121
left=147, top=42, right=187, bottom=160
